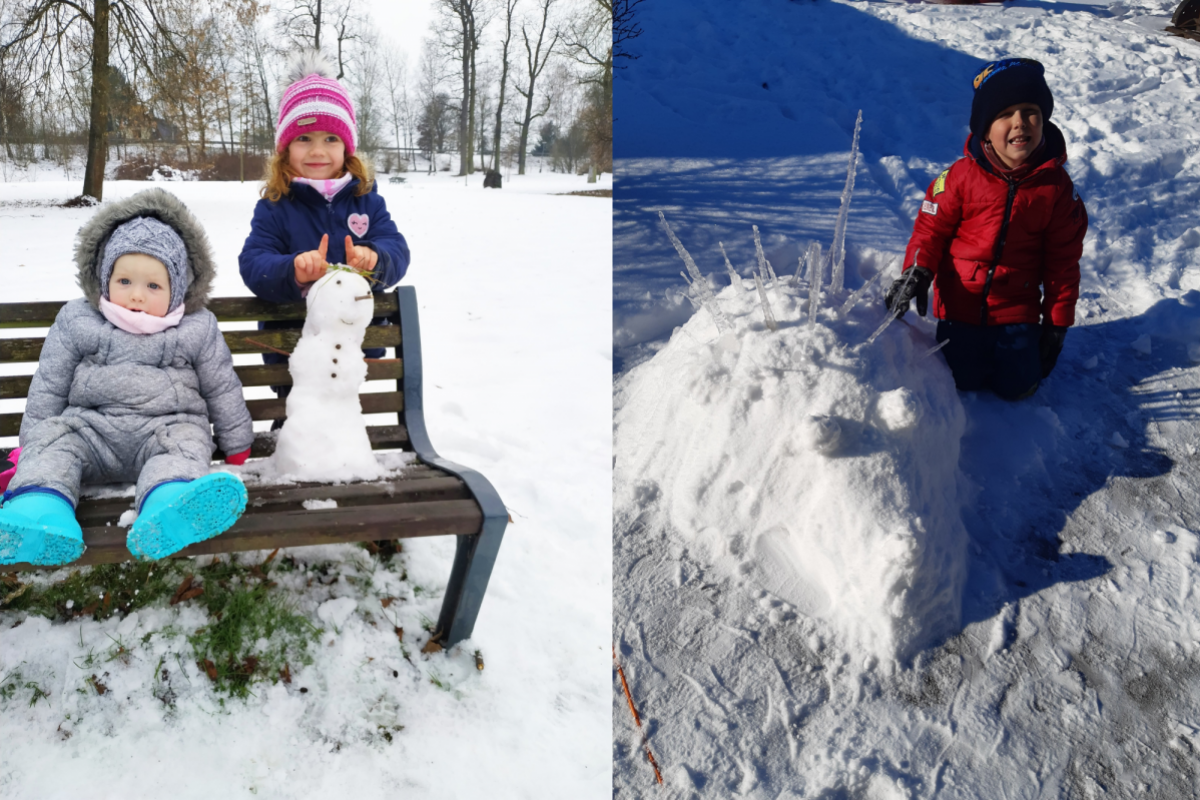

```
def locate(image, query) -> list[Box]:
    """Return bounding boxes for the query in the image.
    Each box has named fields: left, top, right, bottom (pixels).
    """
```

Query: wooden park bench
left=0, top=287, right=508, bottom=648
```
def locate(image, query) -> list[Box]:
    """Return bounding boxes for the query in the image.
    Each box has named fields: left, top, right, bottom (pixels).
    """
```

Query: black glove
left=1039, top=324, right=1068, bottom=378
left=884, top=267, right=934, bottom=319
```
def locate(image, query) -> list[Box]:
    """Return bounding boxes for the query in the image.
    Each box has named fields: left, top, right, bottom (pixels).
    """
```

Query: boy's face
left=108, top=253, right=171, bottom=317
left=987, top=103, right=1044, bottom=169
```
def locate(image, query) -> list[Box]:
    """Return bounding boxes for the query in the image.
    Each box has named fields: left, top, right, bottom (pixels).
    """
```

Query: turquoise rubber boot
left=127, top=473, right=248, bottom=561
left=0, top=490, right=85, bottom=566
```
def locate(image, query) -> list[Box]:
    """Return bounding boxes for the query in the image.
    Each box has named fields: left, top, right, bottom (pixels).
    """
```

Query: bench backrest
left=0, top=292, right=411, bottom=461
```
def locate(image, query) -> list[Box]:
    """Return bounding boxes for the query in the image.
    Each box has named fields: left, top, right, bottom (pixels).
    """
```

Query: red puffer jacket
left=901, top=123, right=1088, bottom=327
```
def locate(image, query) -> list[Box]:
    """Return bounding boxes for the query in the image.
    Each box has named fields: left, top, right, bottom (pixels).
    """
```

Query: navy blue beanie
left=970, top=58, right=1054, bottom=139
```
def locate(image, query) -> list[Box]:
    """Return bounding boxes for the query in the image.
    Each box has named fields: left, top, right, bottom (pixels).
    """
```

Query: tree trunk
left=465, top=18, right=476, bottom=175
left=492, top=5, right=513, bottom=174
left=457, top=31, right=470, bottom=175
left=518, top=92, right=533, bottom=176
left=82, top=0, right=111, bottom=200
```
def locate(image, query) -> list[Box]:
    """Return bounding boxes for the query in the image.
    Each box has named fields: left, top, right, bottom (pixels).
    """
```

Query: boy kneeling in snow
left=885, top=58, right=1088, bottom=400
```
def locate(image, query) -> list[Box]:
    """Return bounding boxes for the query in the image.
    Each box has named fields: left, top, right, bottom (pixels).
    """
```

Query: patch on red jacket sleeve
left=933, top=168, right=949, bottom=196
left=921, top=200, right=938, bottom=216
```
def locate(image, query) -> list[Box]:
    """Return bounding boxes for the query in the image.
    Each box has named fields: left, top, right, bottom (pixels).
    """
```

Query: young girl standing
left=239, top=52, right=410, bottom=397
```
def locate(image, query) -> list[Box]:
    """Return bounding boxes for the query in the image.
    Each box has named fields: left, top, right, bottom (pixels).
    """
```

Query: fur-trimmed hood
left=75, top=188, right=217, bottom=314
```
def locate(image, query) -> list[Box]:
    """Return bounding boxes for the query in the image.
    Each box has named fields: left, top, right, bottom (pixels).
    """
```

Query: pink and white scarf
left=293, top=173, right=354, bottom=202
left=100, top=296, right=185, bottom=335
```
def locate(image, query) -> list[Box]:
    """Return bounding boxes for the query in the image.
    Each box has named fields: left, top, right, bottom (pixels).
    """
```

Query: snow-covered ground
left=615, top=0, right=1200, bottom=796
left=0, top=166, right=612, bottom=797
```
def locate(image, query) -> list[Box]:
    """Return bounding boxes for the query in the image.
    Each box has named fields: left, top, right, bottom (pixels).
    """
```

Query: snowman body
left=272, top=270, right=383, bottom=481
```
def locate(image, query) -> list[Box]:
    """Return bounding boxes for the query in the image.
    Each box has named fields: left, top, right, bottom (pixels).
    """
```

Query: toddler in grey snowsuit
left=0, top=188, right=255, bottom=565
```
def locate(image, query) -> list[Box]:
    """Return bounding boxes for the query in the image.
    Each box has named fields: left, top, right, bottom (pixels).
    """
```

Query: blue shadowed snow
left=614, top=0, right=995, bottom=373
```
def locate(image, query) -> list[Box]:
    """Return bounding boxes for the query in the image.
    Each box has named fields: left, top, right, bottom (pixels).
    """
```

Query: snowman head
left=304, top=268, right=374, bottom=336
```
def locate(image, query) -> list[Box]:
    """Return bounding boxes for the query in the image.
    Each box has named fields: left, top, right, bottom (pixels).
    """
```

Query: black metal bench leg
left=436, top=513, right=507, bottom=647
left=395, top=286, right=510, bottom=648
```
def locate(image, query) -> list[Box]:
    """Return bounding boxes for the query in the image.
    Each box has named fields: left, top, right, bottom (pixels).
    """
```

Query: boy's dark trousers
left=935, top=320, right=1041, bottom=400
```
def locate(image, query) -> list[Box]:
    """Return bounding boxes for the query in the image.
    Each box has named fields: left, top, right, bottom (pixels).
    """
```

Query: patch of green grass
left=2, top=561, right=186, bottom=621
left=0, top=667, right=52, bottom=708
left=188, top=581, right=321, bottom=698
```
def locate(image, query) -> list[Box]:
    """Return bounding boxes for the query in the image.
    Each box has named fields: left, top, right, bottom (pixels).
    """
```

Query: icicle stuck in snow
left=658, top=211, right=731, bottom=333
left=922, top=339, right=950, bottom=359
left=791, top=251, right=806, bottom=287
left=807, top=241, right=824, bottom=328
left=865, top=310, right=897, bottom=346
left=752, top=225, right=771, bottom=285
left=754, top=272, right=778, bottom=331
left=839, top=256, right=898, bottom=319
left=719, top=241, right=741, bottom=286
left=830, top=110, right=863, bottom=294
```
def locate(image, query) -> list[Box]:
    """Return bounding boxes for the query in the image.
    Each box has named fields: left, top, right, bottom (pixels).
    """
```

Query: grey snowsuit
left=8, top=189, right=253, bottom=508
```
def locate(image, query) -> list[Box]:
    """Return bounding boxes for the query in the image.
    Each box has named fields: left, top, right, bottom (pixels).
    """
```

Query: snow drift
left=614, top=260, right=970, bottom=661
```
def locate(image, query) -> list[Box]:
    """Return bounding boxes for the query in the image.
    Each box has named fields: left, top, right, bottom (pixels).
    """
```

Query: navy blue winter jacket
left=239, top=178, right=410, bottom=368
left=239, top=178, right=410, bottom=302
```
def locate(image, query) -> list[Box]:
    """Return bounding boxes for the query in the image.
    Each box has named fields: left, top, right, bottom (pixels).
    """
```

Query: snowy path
left=0, top=171, right=612, bottom=798
left=615, top=0, right=1200, bottom=796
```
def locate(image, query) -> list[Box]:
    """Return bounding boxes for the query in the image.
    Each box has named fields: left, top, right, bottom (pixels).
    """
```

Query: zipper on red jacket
left=979, top=178, right=1018, bottom=325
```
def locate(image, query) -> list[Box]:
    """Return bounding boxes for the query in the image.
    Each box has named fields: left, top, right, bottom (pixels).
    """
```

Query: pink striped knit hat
left=276, top=51, right=357, bottom=155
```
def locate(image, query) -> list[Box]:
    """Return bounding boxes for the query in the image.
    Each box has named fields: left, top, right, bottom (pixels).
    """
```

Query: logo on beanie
left=298, top=118, right=317, bottom=126
left=973, top=58, right=1041, bottom=91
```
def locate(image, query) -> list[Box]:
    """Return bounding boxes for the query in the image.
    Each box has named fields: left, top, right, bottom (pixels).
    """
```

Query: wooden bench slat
left=234, top=360, right=403, bottom=387
left=245, top=391, right=403, bottom=422
left=3, top=395, right=404, bottom=438
left=1, top=361, right=403, bottom=400
left=72, top=474, right=469, bottom=527
left=1, top=375, right=33, bottom=399
left=0, top=325, right=401, bottom=363
left=207, top=295, right=397, bottom=321
left=227, top=325, right=401, bottom=356
left=0, top=296, right=399, bottom=329
left=0, top=499, right=483, bottom=570
left=0, top=301, right=64, bottom=328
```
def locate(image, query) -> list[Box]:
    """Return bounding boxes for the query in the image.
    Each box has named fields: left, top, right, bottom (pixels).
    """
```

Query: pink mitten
left=225, top=447, right=251, bottom=466
left=0, top=447, right=20, bottom=491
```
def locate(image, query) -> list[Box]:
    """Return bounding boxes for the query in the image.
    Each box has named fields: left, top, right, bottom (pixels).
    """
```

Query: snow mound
left=615, top=277, right=970, bottom=661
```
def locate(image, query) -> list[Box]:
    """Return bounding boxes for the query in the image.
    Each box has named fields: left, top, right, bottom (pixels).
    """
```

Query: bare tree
left=381, top=43, right=411, bottom=171
left=416, top=45, right=448, bottom=173
left=613, top=0, right=643, bottom=65
left=491, top=0, right=516, bottom=173
left=326, top=0, right=361, bottom=80
left=433, top=0, right=488, bottom=176
left=1, top=0, right=179, bottom=199
left=277, top=0, right=324, bottom=51
left=512, top=0, right=557, bottom=175
left=561, top=0, right=611, bottom=172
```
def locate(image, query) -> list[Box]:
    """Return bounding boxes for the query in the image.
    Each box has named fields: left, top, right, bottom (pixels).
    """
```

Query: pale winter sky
left=362, top=0, right=437, bottom=70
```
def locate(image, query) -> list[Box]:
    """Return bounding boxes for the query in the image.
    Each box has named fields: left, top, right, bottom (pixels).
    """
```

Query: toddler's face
left=108, top=254, right=171, bottom=317
left=289, top=131, right=347, bottom=181
left=987, top=103, right=1044, bottom=169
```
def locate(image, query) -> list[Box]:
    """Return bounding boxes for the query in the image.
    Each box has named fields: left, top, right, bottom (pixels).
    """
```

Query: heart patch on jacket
left=348, top=213, right=369, bottom=237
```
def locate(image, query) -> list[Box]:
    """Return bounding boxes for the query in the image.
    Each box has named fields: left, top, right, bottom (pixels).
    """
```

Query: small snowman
left=273, top=268, right=383, bottom=481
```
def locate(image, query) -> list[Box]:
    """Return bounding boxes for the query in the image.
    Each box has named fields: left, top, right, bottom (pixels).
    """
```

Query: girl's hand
left=345, top=234, right=378, bottom=272
left=294, top=233, right=330, bottom=284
